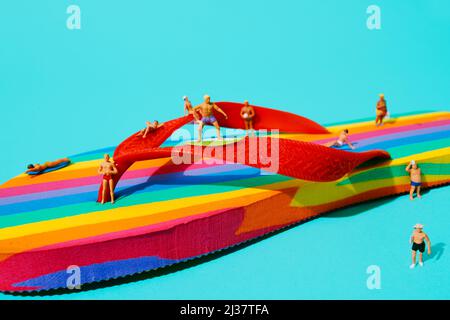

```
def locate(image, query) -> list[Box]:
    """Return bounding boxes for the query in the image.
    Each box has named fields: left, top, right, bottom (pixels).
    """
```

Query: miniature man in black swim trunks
left=410, top=223, right=431, bottom=269
left=193, top=95, right=228, bottom=142
left=98, top=154, right=118, bottom=204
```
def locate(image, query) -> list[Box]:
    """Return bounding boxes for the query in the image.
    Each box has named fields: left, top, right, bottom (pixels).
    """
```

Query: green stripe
left=339, top=163, right=450, bottom=186
left=0, top=174, right=292, bottom=229
left=386, top=137, right=450, bottom=159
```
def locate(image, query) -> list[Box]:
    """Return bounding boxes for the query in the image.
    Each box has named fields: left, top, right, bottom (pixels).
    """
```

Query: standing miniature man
left=375, top=93, right=388, bottom=126
left=98, top=154, right=119, bottom=204
left=240, top=100, right=256, bottom=136
left=406, top=160, right=422, bottom=200
left=410, top=223, right=431, bottom=268
left=183, top=96, right=200, bottom=123
left=194, top=95, right=228, bottom=142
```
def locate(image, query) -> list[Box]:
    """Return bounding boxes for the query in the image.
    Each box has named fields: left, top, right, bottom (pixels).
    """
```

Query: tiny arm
left=98, top=164, right=104, bottom=175
left=406, top=163, right=411, bottom=172
left=214, top=104, right=228, bottom=119
left=248, top=107, right=255, bottom=118
left=344, top=136, right=355, bottom=149
left=346, top=139, right=355, bottom=149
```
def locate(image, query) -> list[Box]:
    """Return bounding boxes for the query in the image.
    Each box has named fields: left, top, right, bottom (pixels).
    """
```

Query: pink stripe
left=314, top=119, right=450, bottom=144
left=0, top=162, right=216, bottom=199
left=30, top=208, right=233, bottom=251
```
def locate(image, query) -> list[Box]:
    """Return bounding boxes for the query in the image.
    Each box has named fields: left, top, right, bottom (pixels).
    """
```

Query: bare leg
left=142, top=126, right=150, bottom=139
left=101, top=180, right=108, bottom=204
left=197, top=122, right=204, bottom=142
left=324, top=141, right=337, bottom=147
left=419, top=252, right=423, bottom=264
left=136, top=129, right=144, bottom=137
left=244, top=120, right=249, bottom=136
left=46, top=158, right=70, bottom=167
left=409, top=186, right=415, bottom=200
left=411, top=250, right=416, bottom=267
left=213, top=121, right=222, bottom=140
left=109, top=179, right=115, bottom=204
left=249, top=120, right=255, bottom=137
left=417, top=186, right=422, bottom=198
left=191, top=111, right=201, bottom=123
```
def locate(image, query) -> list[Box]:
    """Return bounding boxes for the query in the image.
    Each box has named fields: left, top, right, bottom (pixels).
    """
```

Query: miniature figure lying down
left=26, top=158, right=71, bottom=174
left=136, top=120, right=164, bottom=139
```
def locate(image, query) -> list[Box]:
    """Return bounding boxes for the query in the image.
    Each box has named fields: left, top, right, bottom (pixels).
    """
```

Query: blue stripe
left=14, top=255, right=180, bottom=291
left=0, top=167, right=262, bottom=216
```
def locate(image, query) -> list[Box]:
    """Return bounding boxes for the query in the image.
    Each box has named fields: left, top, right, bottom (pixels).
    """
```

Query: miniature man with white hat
left=409, top=223, right=431, bottom=268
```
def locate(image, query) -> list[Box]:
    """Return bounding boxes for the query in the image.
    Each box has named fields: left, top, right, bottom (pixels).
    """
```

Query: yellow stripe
left=292, top=147, right=450, bottom=207
left=0, top=180, right=301, bottom=255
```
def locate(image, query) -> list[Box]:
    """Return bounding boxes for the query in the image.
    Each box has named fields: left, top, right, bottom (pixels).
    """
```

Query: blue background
left=0, top=0, right=449, bottom=299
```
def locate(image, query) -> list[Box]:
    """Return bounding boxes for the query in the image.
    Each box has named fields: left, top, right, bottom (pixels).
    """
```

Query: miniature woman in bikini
left=240, top=100, right=255, bottom=136
left=375, top=93, right=388, bottom=126
left=98, top=154, right=118, bottom=204
left=324, top=129, right=355, bottom=149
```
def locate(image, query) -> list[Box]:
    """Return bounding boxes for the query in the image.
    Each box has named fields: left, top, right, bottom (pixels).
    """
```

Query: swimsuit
left=412, top=241, right=425, bottom=253
left=103, top=174, right=112, bottom=181
left=376, top=101, right=387, bottom=117
left=411, top=181, right=421, bottom=187
left=201, top=115, right=217, bottom=125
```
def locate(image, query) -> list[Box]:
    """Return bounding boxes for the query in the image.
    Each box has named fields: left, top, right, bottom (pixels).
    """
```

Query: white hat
left=413, top=223, right=424, bottom=229
left=182, top=96, right=188, bottom=100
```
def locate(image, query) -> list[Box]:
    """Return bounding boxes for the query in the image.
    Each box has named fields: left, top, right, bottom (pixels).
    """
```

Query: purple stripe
left=352, top=124, right=450, bottom=148
left=0, top=163, right=249, bottom=206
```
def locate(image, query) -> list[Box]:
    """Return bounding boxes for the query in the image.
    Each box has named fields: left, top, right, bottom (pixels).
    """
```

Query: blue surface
left=0, top=0, right=449, bottom=299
